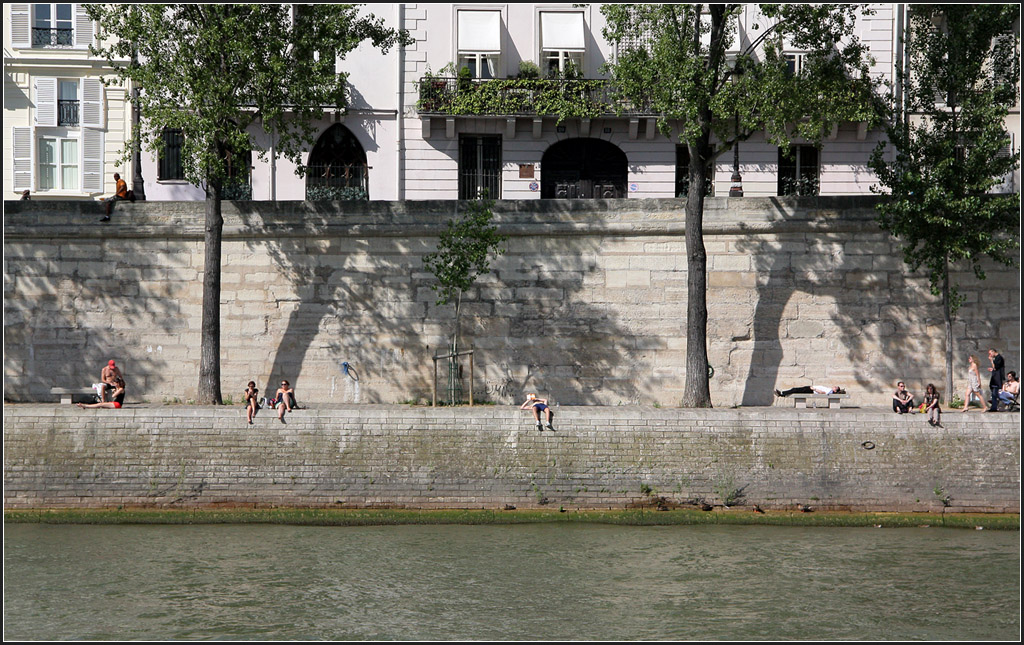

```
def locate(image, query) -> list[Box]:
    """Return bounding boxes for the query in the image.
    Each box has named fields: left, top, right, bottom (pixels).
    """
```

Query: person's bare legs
left=77, top=401, right=119, bottom=409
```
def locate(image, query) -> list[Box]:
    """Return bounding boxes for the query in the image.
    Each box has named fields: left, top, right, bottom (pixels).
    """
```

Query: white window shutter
left=13, top=127, right=34, bottom=191
left=35, top=78, right=58, bottom=127
left=74, top=4, right=95, bottom=49
left=80, top=78, right=105, bottom=129
left=10, top=4, right=31, bottom=48
left=82, top=128, right=104, bottom=192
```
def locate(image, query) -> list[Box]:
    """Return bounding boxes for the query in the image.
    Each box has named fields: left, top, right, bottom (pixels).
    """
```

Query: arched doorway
left=305, top=124, right=368, bottom=200
left=541, top=138, right=627, bottom=199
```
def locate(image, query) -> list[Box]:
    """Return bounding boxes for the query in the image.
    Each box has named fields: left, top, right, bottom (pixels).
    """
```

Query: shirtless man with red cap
left=100, top=360, right=124, bottom=402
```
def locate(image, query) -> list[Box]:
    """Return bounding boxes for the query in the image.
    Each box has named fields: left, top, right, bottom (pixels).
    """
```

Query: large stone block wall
left=3, top=198, right=1020, bottom=407
left=3, top=406, right=1019, bottom=512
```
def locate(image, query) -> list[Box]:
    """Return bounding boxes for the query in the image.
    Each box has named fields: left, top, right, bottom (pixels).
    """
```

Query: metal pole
left=469, top=350, right=474, bottom=406
left=432, top=357, right=437, bottom=407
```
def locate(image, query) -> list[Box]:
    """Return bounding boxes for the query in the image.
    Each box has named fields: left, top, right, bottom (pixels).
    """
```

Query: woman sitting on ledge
left=77, top=377, right=126, bottom=409
left=774, top=385, right=845, bottom=398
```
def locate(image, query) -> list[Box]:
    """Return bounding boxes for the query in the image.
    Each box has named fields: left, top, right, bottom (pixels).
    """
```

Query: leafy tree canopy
left=869, top=4, right=1020, bottom=309
left=423, top=199, right=507, bottom=310
left=87, top=3, right=408, bottom=189
left=602, top=4, right=878, bottom=156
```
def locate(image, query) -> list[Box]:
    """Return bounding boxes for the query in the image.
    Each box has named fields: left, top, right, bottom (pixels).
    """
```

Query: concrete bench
left=791, top=393, right=849, bottom=409
left=51, top=387, right=97, bottom=404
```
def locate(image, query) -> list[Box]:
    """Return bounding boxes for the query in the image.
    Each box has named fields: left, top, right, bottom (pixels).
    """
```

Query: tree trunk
left=941, top=257, right=953, bottom=404
left=198, top=182, right=224, bottom=404
left=681, top=139, right=713, bottom=408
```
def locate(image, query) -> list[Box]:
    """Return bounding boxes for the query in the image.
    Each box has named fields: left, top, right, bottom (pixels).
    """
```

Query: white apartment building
left=3, top=3, right=130, bottom=200
left=5, top=4, right=1019, bottom=202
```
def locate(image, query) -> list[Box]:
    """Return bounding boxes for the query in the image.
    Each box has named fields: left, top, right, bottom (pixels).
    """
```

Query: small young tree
left=423, top=199, right=507, bottom=404
left=870, top=4, right=1021, bottom=399
left=87, top=4, right=407, bottom=403
left=602, top=4, right=878, bottom=407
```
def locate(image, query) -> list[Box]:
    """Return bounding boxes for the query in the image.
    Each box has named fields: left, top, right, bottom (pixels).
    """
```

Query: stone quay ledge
left=4, top=404, right=1019, bottom=514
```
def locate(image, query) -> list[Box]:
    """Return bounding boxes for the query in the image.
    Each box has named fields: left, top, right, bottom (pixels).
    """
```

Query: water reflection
left=4, top=524, right=1019, bottom=640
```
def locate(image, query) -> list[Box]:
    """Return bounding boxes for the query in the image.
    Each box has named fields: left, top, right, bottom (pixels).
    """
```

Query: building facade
left=4, top=4, right=1020, bottom=202
left=3, top=3, right=130, bottom=201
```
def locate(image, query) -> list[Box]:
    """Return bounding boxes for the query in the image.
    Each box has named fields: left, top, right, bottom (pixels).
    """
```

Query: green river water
left=3, top=523, right=1019, bottom=640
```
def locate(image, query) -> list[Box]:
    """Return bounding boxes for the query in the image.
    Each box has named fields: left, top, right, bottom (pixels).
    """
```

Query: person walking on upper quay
left=923, top=383, right=942, bottom=427
left=962, top=354, right=987, bottom=412
left=275, top=379, right=296, bottom=423
left=520, top=393, right=555, bottom=432
left=101, top=172, right=129, bottom=221
left=987, top=348, right=1005, bottom=412
left=774, top=384, right=845, bottom=398
left=891, top=381, right=914, bottom=414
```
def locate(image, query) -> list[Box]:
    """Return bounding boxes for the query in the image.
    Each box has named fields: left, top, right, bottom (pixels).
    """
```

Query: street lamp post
left=130, top=50, right=146, bottom=200
left=729, top=62, right=744, bottom=198
left=729, top=111, right=743, bottom=197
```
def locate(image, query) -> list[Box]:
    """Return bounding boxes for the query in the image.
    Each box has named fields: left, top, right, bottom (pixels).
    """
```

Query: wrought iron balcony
left=417, top=77, right=657, bottom=118
left=58, top=100, right=79, bottom=126
left=33, top=27, right=73, bottom=47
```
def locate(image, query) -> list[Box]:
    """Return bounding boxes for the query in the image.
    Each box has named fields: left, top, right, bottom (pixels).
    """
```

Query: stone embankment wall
left=3, top=406, right=1019, bottom=512
left=3, top=198, right=1020, bottom=408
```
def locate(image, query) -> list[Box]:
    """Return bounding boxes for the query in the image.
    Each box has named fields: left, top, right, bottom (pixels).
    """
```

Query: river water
left=3, top=523, right=1019, bottom=640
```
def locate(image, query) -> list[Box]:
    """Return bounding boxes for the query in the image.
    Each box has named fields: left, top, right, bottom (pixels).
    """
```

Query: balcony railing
left=417, top=77, right=657, bottom=118
left=58, top=100, right=79, bottom=126
left=33, top=27, right=73, bottom=47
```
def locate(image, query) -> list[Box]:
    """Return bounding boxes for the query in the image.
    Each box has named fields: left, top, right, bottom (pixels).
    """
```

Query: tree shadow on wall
left=729, top=197, right=948, bottom=407
left=233, top=200, right=649, bottom=406
left=4, top=220, right=175, bottom=401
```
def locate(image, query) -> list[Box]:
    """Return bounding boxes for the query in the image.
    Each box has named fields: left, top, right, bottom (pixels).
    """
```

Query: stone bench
left=791, top=393, right=850, bottom=409
left=50, top=387, right=96, bottom=404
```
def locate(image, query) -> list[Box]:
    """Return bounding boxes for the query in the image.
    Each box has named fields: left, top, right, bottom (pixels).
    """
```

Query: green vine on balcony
left=417, top=70, right=617, bottom=123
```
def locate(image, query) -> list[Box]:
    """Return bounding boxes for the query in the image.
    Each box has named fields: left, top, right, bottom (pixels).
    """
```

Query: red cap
left=109, top=360, right=116, bottom=366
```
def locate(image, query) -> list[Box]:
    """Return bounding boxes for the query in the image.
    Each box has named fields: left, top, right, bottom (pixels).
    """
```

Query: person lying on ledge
left=774, top=385, right=845, bottom=398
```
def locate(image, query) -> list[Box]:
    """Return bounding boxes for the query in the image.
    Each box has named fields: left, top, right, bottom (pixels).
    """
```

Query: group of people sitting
left=243, top=379, right=298, bottom=424
left=891, top=381, right=944, bottom=426
left=889, top=349, right=1019, bottom=426
left=77, top=360, right=126, bottom=409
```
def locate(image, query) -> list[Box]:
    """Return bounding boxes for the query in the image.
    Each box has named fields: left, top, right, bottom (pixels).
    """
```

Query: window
left=784, top=52, right=806, bottom=77
left=158, top=128, right=186, bottom=181
left=675, top=146, right=713, bottom=197
left=305, top=124, right=368, bottom=201
left=58, top=80, right=78, bottom=126
left=222, top=147, right=253, bottom=200
left=540, top=12, right=585, bottom=77
left=38, top=136, right=78, bottom=191
left=33, top=4, right=73, bottom=47
left=457, top=10, right=501, bottom=79
left=777, top=145, right=819, bottom=196
left=459, top=135, right=501, bottom=199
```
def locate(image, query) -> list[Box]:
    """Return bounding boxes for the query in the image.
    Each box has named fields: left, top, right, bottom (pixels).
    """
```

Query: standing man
left=101, top=172, right=129, bottom=221
left=987, top=348, right=1005, bottom=412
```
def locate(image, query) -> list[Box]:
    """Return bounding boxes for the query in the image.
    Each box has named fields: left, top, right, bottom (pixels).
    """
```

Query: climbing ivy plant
left=417, top=70, right=616, bottom=122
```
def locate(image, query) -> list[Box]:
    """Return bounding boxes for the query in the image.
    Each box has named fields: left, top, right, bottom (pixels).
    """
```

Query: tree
left=87, top=4, right=407, bottom=403
left=602, top=4, right=878, bottom=407
left=869, top=5, right=1020, bottom=401
left=422, top=199, right=507, bottom=404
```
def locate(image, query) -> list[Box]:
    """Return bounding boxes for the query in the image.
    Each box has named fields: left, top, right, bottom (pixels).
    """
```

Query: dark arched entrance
left=305, top=124, right=368, bottom=200
left=541, top=138, right=627, bottom=199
